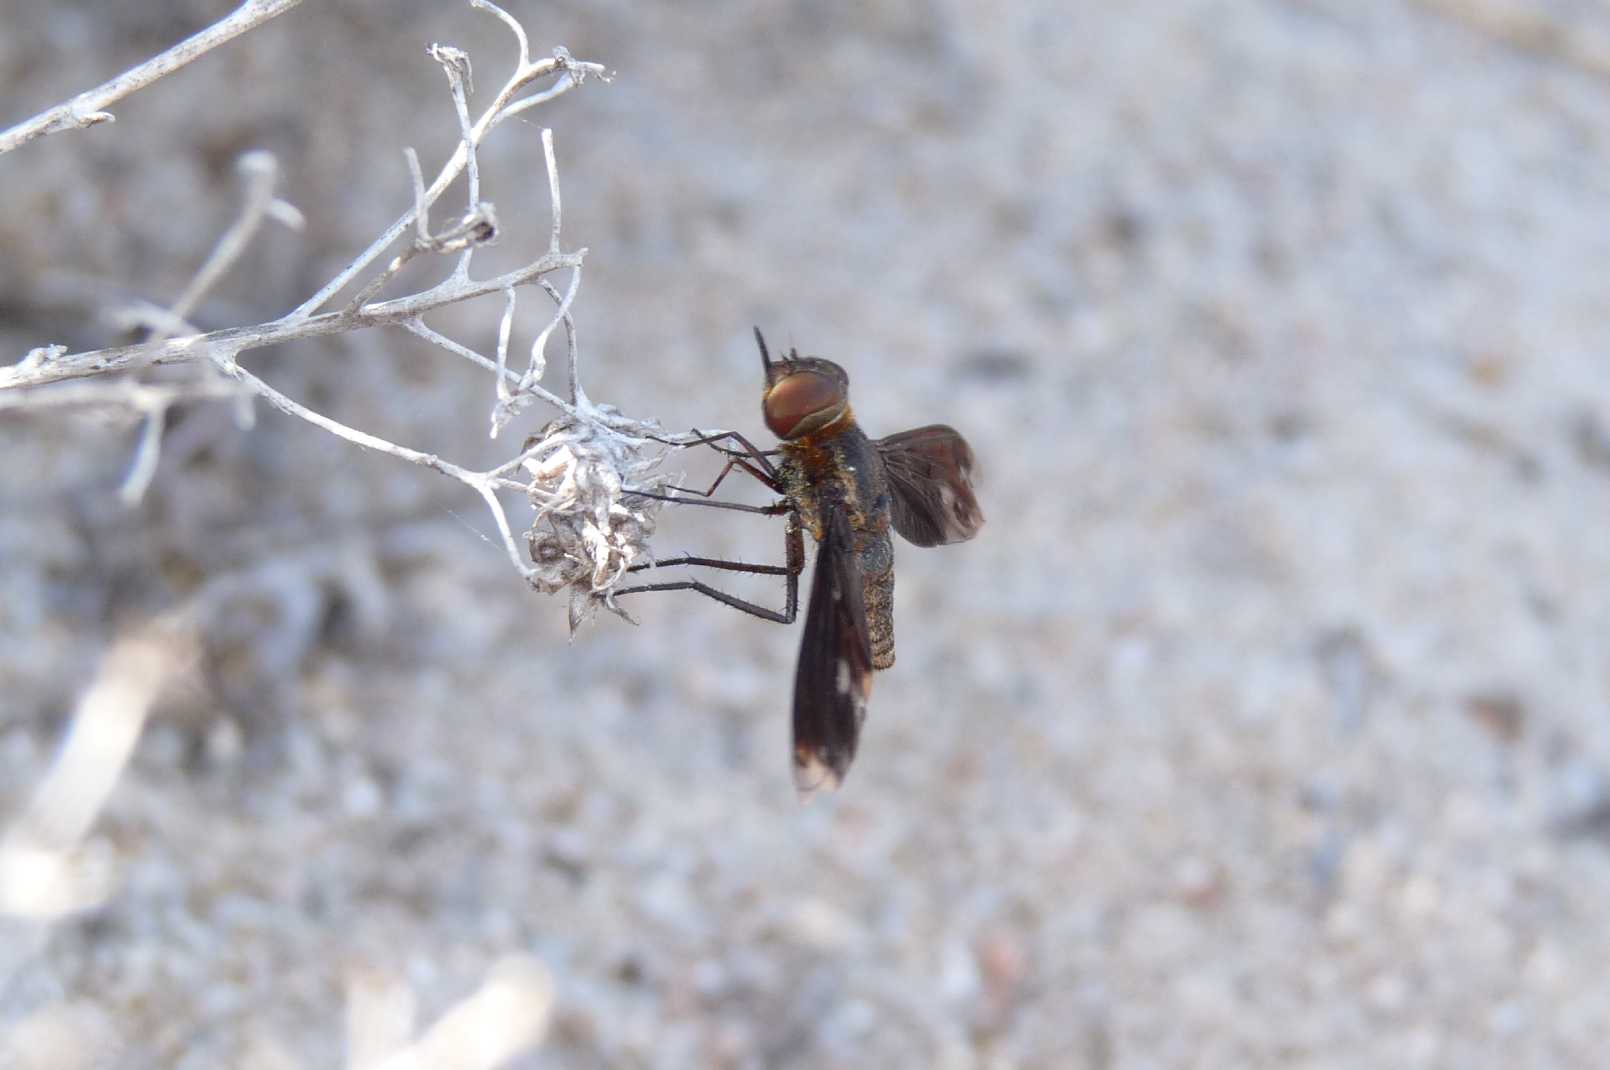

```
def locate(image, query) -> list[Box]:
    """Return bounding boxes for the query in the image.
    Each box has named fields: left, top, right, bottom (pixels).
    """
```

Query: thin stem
left=285, top=47, right=597, bottom=320
left=204, top=348, right=539, bottom=582
left=0, top=3, right=641, bottom=602
left=0, top=378, right=243, bottom=412
left=401, top=315, right=578, bottom=419
left=494, top=288, right=518, bottom=402
left=541, top=128, right=562, bottom=254
left=528, top=266, right=580, bottom=395
left=118, top=405, right=168, bottom=505
left=469, top=480, right=539, bottom=582
left=472, top=0, right=530, bottom=69
left=535, top=278, right=578, bottom=404
left=430, top=43, right=481, bottom=283
left=153, top=151, right=298, bottom=350
left=0, top=0, right=306, bottom=155
left=2, top=250, right=584, bottom=390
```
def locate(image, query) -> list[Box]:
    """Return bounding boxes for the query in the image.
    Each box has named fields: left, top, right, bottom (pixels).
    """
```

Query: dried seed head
left=519, top=404, right=670, bottom=632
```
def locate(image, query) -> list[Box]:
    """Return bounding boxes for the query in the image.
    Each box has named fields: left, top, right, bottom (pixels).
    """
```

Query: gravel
left=4, top=1, right=1610, bottom=1066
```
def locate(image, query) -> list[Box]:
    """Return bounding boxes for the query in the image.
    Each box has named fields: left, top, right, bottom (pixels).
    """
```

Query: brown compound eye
left=764, top=371, right=844, bottom=438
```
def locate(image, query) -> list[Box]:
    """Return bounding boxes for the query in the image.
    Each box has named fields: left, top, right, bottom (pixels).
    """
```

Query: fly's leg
left=620, top=426, right=799, bottom=620
left=650, top=430, right=782, bottom=495
left=652, top=429, right=780, bottom=472
left=624, top=489, right=789, bottom=517
left=614, top=514, right=803, bottom=624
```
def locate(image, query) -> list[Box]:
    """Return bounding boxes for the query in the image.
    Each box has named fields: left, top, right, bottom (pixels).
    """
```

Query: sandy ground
left=4, top=1, right=1610, bottom=1066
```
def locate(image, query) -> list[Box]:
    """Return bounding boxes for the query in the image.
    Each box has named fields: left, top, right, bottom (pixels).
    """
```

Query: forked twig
left=1, top=0, right=702, bottom=618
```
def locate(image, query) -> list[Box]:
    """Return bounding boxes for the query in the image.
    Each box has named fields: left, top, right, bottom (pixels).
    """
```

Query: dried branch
left=0, top=0, right=306, bottom=155
left=288, top=5, right=605, bottom=319
left=1408, top=0, right=1610, bottom=78
left=0, top=249, right=582, bottom=391
left=346, top=966, right=419, bottom=1068
left=1, top=0, right=708, bottom=620
left=0, top=629, right=181, bottom=926
left=163, top=151, right=305, bottom=338
left=350, top=955, right=554, bottom=1070
left=102, top=150, right=301, bottom=504
left=202, top=347, right=555, bottom=584
left=0, top=4, right=708, bottom=1059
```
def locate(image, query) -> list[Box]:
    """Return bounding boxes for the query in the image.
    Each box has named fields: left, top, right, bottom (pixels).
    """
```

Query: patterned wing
left=876, top=425, right=984, bottom=547
left=791, top=504, right=874, bottom=798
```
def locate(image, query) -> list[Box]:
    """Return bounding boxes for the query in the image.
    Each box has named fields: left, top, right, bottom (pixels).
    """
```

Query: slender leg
left=652, top=430, right=782, bottom=484
left=628, top=553, right=793, bottom=576
left=643, top=428, right=788, bottom=505
left=615, top=516, right=803, bottom=624
left=653, top=428, right=780, bottom=464
left=698, top=453, right=777, bottom=498
left=614, top=578, right=795, bottom=623
left=626, top=488, right=790, bottom=517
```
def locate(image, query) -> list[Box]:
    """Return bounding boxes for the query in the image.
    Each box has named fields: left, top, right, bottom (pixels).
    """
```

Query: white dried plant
left=0, top=626, right=182, bottom=997
left=0, top=0, right=708, bottom=623
left=0, top=2, right=723, bottom=1063
left=345, top=955, right=555, bottom=1070
left=522, top=401, right=676, bottom=631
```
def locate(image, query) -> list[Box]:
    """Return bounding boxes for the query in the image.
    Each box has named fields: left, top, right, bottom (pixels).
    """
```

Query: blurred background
left=4, top=0, right=1610, bottom=1066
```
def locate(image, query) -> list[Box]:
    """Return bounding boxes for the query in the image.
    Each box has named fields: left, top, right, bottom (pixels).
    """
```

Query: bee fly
left=618, top=328, right=983, bottom=795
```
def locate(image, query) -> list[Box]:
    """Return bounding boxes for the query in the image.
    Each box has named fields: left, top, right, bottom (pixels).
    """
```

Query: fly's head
left=755, top=327, right=851, bottom=442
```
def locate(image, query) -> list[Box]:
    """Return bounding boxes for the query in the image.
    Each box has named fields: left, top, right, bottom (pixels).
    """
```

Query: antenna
left=754, top=326, right=776, bottom=384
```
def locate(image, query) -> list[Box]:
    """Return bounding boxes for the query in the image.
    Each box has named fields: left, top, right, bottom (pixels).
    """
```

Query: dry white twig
left=346, top=965, right=419, bottom=1069
left=1, top=1, right=603, bottom=392
left=163, top=151, right=305, bottom=337
left=0, top=0, right=306, bottom=155
left=1408, top=0, right=1610, bottom=78
left=102, top=150, right=299, bottom=504
left=0, top=1002, right=123, bottom=1070
left=2, top=0, right=704, bottom=618
left=349, top=955, right=555, bottom=1070
left=0, top=6, right=692, bottom=1063
left=0, top=626, right=182, bottom=981
left=0, top=251, right=579, bottom=391
left=288, top=7, right=605, bottom=320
